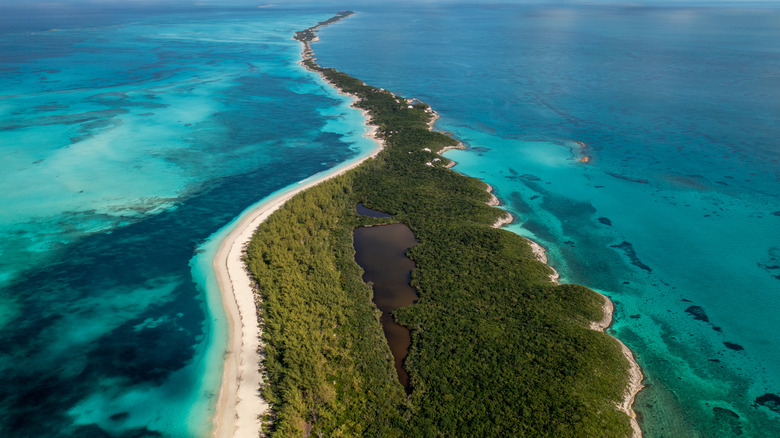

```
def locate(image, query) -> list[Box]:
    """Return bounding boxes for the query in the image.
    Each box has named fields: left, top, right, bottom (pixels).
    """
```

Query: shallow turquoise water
left=0, top=4, right=377, bottom=436
left=3, top=3, right=779, bottom=436
left=315, top=5, right=780, bottom=436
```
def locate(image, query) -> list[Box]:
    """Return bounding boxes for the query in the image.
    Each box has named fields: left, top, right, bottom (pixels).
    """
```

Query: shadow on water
left=353, top=223, right=416, bottom=392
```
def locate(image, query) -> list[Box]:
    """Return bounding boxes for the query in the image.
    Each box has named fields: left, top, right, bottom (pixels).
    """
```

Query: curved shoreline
left=211, top=78, right=384, bottom=438
left=591, top=294, right=645, bottom=438
left=483, top=178, right=643, bottom=437
left=212, top=10, right=643, bottom=436
left=213, top=13, right=382, bottom=436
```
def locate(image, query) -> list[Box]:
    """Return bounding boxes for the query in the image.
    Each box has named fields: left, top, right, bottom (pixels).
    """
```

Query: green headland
left=244, top=12, right=635, bottom=437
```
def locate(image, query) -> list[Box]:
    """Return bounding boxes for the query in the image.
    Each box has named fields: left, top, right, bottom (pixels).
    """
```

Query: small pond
left=353, top=223, right=417, bottom=391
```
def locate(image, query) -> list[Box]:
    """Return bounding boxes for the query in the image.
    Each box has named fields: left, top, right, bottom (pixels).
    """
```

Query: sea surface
left=314, top=4, right=780, bottom=437
left=2, top=2, right=779, bottom=437
left=0, top=3, right=378, bottom=436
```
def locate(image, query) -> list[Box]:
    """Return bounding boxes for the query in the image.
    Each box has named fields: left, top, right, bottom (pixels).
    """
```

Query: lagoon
left=353, top=223, right=418, bottom=390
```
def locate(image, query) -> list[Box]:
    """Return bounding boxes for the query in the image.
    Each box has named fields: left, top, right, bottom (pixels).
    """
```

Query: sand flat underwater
left=0, top=4, right=378, bottom=436
left=2, top=2, right=779, bottom=436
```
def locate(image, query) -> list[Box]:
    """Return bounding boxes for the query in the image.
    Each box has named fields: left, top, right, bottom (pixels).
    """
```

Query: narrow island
left=217, top=11, right=643, bottom=437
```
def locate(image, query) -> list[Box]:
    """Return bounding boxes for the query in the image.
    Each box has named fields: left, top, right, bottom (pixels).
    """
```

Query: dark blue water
left=3, top=2, right=779, bottom=436
left=316, top=5, right=780, bottom=437
left=0, top=4, right=378, bottom=436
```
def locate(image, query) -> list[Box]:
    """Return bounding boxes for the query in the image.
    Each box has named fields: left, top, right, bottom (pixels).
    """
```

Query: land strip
left=212, top=12, right=382, bottom=436
left=237, top=11, right=641, bottom=437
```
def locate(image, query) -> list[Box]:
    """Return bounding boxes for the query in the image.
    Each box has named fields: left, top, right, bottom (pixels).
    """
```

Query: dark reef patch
left=73, top=425, right=163, bottom=438
left=507, top=191, right=533, bottom=215
left=34, top=104, right=68, bottom=111
left=606, top=172, right=649, bottom=184
left=610, top=241, right=652, bottom=273
left=755, top=393, right=780, bottom=414
left=772, top=211, right=780, bottom=217
left=713, top=406, right=739, bottom=419
left=521, top=219, right=557, bottom=243
left=723, top=342, right=744, bottom=351
left=666, top=173, right=710, bottom=190
left=712, top=407, right=743, bottom=436
left=0, top=108, right=129, bottom=131
left=109, top=412, right=130, bottom=422
left=521, top=174, right=541, bottom=181
left=90, top=307, right=197, bottom=385
left=598, top=217, right=612, bottom=226
left=757, top=247, right=780, bottom=280
left=685, top=305, right=709, bottom=323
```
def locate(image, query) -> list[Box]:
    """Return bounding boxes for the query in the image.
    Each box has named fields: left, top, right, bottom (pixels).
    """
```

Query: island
left=223, top=11, right=642, bottom=437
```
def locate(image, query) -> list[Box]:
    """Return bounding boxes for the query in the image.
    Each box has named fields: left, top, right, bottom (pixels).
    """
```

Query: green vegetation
left=294, top=11, right=354, bottom=44
left=244, top=13, right=633, bottom=437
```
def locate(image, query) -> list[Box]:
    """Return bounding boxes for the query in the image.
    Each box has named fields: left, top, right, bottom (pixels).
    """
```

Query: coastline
left=211, top=115, right=384, bottom=438
left=523, top=237, right=561, bottom=284
left=210, top=26, right=385, bottom=436
left=438, top=139, right=466, bottom=169
left=213, top=10, right=644, bottom=437
left=482, top=169, right=642, bottom=437
left=591, top=294, right=645, bottom=438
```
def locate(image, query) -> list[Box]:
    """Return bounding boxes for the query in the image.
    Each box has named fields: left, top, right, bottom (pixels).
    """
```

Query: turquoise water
left=0, top=4, right=378, bottom=436
left=3, top=3, right=779, bottom=437
left=315, top=5, right=780, bottom=437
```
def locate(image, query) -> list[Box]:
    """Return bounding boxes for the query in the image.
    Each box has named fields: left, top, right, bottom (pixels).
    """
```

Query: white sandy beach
left=486, top=185, right=642, bottom=437
left=211, top=20, right=387, bottom=436
left=523, top=237, right=561, bottom=284
left=210, top=99, right=643, bottom=437
left=212, top=20, right=643, bottom=435
left=211, top=103, right=383, bottom=437
left=591, top=294, right=645, bottom=438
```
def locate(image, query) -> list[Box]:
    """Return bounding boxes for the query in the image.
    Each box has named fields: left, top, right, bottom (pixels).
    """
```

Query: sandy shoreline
left=484, top=183, right=642, bottom=437
left=211, top=15, right=386, bottom=437
left=212, top=13, right=642, bottom=436
left=591, top=294, right=645, bottom=438
left=523, top=237, right=561, bottom=284
left=210, top=92, right=643, bottom=438
left=211, top=97, right=384, bottom=438
left=438, top=138, right=466, bottom=170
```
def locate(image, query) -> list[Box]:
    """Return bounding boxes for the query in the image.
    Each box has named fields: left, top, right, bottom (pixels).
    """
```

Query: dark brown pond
left=353, top=223, right=417, bottom=391
left=356, top=202, right=393, bottom=218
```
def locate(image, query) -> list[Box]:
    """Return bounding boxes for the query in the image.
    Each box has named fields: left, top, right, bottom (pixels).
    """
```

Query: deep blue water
left=3, top=2, right=780, bottom=437
left=0, top=4, right=377, bottom=436
left=315, top=4, right=780, bottom=437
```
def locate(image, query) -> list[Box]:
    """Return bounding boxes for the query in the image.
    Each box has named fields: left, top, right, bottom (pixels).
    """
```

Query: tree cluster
left=244, top=15, right=633, bottom=437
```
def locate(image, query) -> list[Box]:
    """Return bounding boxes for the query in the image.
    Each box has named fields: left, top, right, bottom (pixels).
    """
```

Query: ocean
left=314, top=4, right=780, bottom=437
left=0, top=3, right=377, bottom=436
left=1, top=1, right=778, bottom=437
